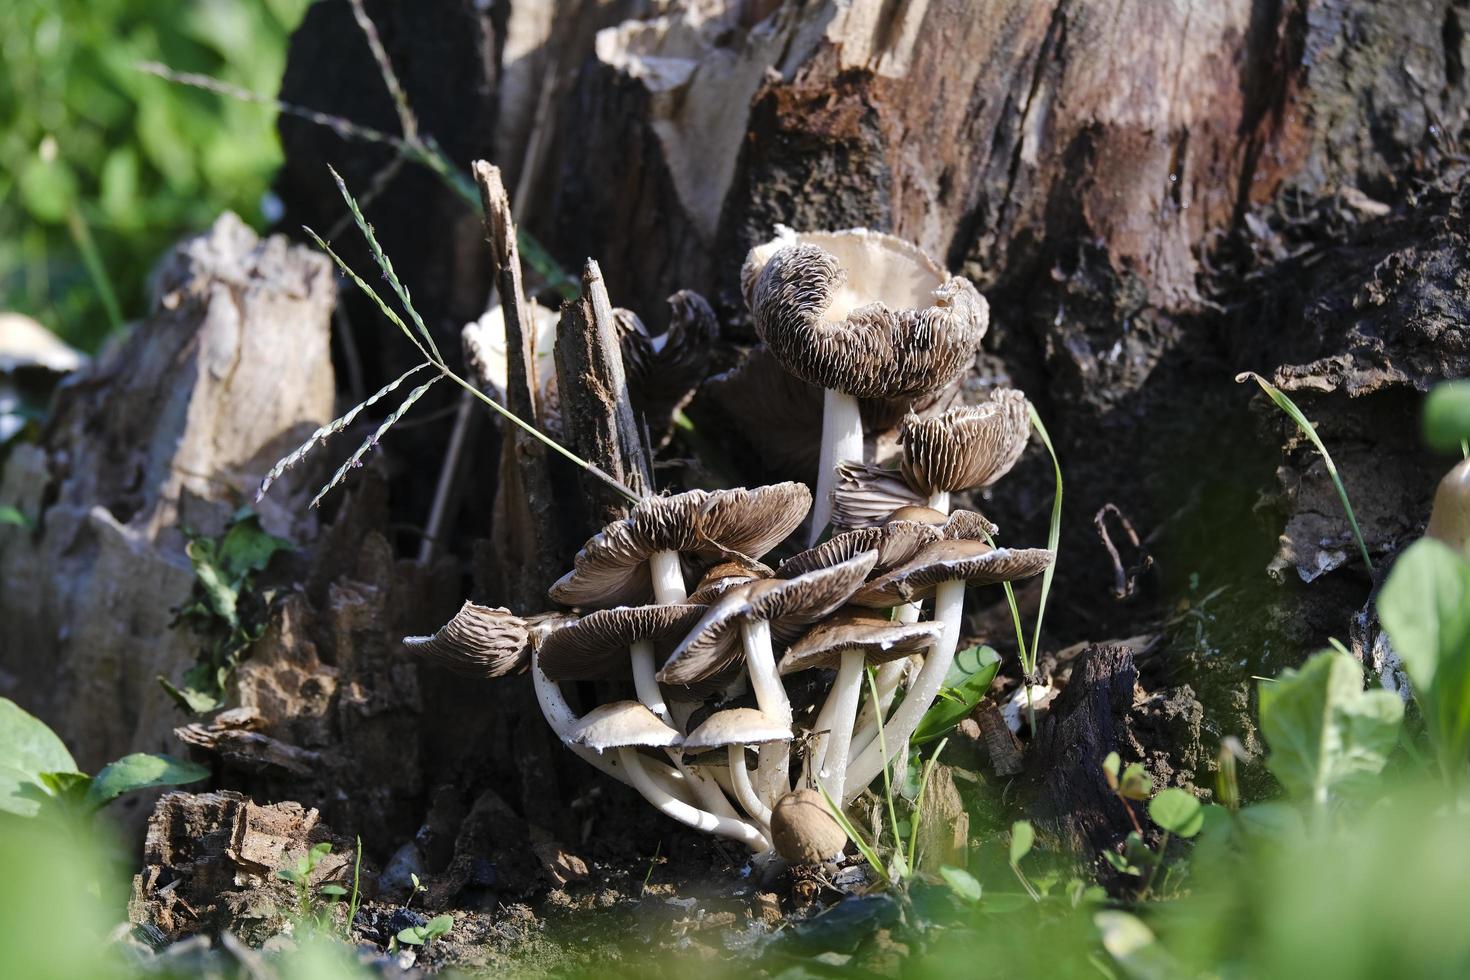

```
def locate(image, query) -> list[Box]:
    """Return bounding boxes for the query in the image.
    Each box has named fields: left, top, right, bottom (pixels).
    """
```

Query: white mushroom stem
left=532, top=652, right=692, bottom=802
left=630, top=639, right=670, bottom=723
left=927, top=490, right=951, bottom=512
left=850, top=602, right=922, bottom=757
left=843, top=578, right=966, bottom=804
left=617, top=747, right=771, bottom=853
left=815, top=651, right=864, bottom=802
left=740, top=618, right=793, bottom=803
left=811, top=388, right=863, bottom=545
left=728, top=745, right=772, bottom=826
left=682, top=762, right=743, bottom=819
left=649, top=549, right=688, bottom=604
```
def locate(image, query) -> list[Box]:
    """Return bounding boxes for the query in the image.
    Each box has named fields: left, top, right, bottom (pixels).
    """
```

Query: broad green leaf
left=424, top=914, right=454, bottom=939
left=1424, top=381, right=1470, bottom=453
left=0, top=505, right=31, bottom=528
left=217, top=510, right=292, bottom=580
left=1095, top=911, right=1180, bottom=980
left=939, top=866, right=983, bottom=902
left=1118, top=763, right=1153, bottom=801
left=1147, top=788, right=1203, bottom=837
left=1258, top=650, right=1403, bottom=806
left=83, top=753, right=209, bottom=811
left=0, top=698, right=79, bottom=816
left=186, top=537, right=239, bottom=627
left=1009, top=820, right=1035, bottom=865
left=318, top=884, right=347, bottom=897
left=157, top=672, right=224, bottom=715
left=1102, top=751, right=1121, bottom=789
left=913, top=646, right=1001, bottom=745
left=1379, top=538, right=1470, bottom=778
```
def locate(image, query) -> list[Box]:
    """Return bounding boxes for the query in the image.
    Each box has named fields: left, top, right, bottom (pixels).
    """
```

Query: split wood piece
left=977, top=700, right=1025, bottom=777
left=555, top=260, right=653, bottom=525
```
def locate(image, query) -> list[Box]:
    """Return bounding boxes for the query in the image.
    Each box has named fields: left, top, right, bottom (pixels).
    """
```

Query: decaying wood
left=913, top=763, right=968, bottom=873
left=554, top=261, right=653, bottom=522
left=977, top=702, right=1025, bottom=778
left=0, top=213, right=335, bottom=786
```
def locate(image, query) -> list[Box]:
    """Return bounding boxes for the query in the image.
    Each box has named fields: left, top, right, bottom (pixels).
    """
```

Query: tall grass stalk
left=1237, top=371, right=1373, bottom=572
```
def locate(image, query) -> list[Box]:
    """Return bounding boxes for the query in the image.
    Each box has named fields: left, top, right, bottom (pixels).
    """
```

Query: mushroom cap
left=899, top=389, right=1031, bottom=495
left=831, top=461, right=926, bottom=530
left=682, top=707, right=791, bottom=751
left=883, top=504, right=1000, bottom=542
left=778, top=607, right=942, bottom=674
left=850, top=539, right=1055, bottom=606
left=776, top=521, right=940, bottom=580
left=617, top=291, right=719, bottom=413
left=568, top=700, right=681, bottom=751
left=549, top=483, right=812, bottom=608
left=1426, top=458, right=1470, bottom=551
left=537, top=603, right=708, bottom=681
left=769, top=788, right=849, bottom=864
left=402, top=602, right=529, bottom=678
left=686, top=557, right=773, bottom=604
left=747, top=230, right=988, bottom=399
left=0, top=313, right=86, bottom=374
left=657, top=551, right=879, bottom=685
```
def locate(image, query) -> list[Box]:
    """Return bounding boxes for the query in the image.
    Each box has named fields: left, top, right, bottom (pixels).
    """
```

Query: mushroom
left=778, top=608, right=941, bottom=801
left=549, top=483, right=811, bottom=608
left=570, top=701, right=770, bottom=852
left=401, top=602, right=530, bottom=678
left=659, top=551, right=879, bottom=801
left=615, top=290, right=719, bottom=444
left=769, top=787, right=848, bottom=865
left=830, top=461, right=928, bottom=531
left=842, top=539, right=1054, bottom=802
left=1427, top=458, right=1470, bottom=551
left=897, top=389, right=1031, bottom=512
left=683, top=708, right=790, bottom=826
left=685, top=557, right=773, bottom=604
left=745, top=228, right=989, bottom=543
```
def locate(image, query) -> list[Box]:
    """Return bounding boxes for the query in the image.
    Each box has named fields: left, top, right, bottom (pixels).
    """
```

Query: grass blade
left=818, top=783, right=889, bottom=887
left=1026, top=406, right=1064, bottom=673
left=1237, top=372, right=1373, bottom=572
left=311, top=375, right=442, bottom=508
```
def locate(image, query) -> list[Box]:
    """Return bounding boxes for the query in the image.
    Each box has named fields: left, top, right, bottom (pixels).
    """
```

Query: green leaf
left=1103, top=850, right=1140, bottom=876
left=0, top=698, right=79, bottom=817
left=83, top=753, right=209, bottom=811
left=913, top=646, right=1002, bottom=745
left=1095, top=911, right=1181, bottom=980
left=186, top=537, right=239, bottom=628
left=1102, top=751, right=1121, bottom=790
left=216, top=510, right=291, bottom=580
left=157, top=673, right=223, bottom=715
left=1424, top=381, right=1470, bottom=453
left=398, top=914, right=453, bottom=946
left=939, top=866, right=983, bottom=902
left=1009, top=820, right=1035, bottom=866
left=1147, top=788, right=1203, bottom=838
left=1258, top=650, right=1403, bottom=806
left=0, top=505, right=32, bottom=528
left=318, top=884, right=347, bottom=897
left=1378, top=538, right=1470, bottom=778
left=1118, top=763, right=1153, bottom=801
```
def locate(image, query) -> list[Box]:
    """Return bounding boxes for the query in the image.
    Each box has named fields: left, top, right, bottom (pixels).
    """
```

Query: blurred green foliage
left=0, top=0, right=309, bottom=351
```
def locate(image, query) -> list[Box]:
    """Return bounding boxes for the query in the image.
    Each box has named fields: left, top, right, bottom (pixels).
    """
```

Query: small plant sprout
left=1009, top=820, right=1040, bottom=900
left=277, top=842, right=343, bottom=928
left=397, top=914, right=453, bottom=947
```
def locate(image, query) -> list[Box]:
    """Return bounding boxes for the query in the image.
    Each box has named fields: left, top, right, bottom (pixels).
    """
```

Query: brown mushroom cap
left=899, top=389, right=1031, bottom=495
left=831, top=461, right=926, bottom=529
left=537, top=603, right=708, bottom=682
left=778, top=608, right=942, bottom=674
left=569, top=700, right=681, bottom=751
left=616, top=290, right=718, bottom=432
left=682, top=707, right=791, bottom=751
left=1426, top=458, right=1470, bottom=550
left=883, top=504, right=1000, bottom=542
left=776, top=521, right=940, bottom=581
left=657, top=551, right=879, bottom=685
left=686, top=557, right=773, bottom=604
left=403, top=602, right=529, bottom=678
left=769, top=788, right=849, bottom=864
left=849, top=539, right=1055, bottom=607
left=747, top=231, right=988, bottom=399
left=549, top=483, right=812, bottom=608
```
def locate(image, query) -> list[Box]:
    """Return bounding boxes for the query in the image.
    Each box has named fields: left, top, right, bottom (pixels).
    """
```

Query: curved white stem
left=815, top=651, right=864, bottom=801
left=741, top=618, right=793, bottom=803
left=532, top=652, right=691, bottom=801
left=649, top=549, right=687, bottom=604
left=802, top=691, right=837, bottom=788
left=729, top=745, right=772, bottom=826
left=682, top=760, right=742, bottom=818
left=811, top=388, right=863, bottom=545
left=618, top=747, right=770, bottom=852
left=851, top=603, right=922, bottom=756
left=844, top=578, right=966, bottom=803
left=630, top=639, right=669, bottom=723
left=928, top=490, right=951, bottom=512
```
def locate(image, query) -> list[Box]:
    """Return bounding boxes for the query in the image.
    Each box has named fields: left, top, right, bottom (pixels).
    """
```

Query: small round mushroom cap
left=402, top=602, right=529, bottom=678
left=899, top=389, right=1031, bottom=495
left=747, top=229, right=988, bottom=399
left=568, top=700, right=682, bottom=752
left=849, top=539, right=1055, bottom=607
left=686, top=557, right=773, bottom=604
left=549, top=483, right=812, bottom=608
left=770, top=788, right=849, bottom=864
left=537, top=603, right=708, bottom=682
left=779, top=608, right=942, bottom=674
left=884, top=504, right=1000, bottom=542
left=1427, top=458, right=1470, bottom=550
left=658, top=551, right=879, bottom=685
left=683, top=708, right=791, bottom=751
left=776, top=522, right=940, bottom=581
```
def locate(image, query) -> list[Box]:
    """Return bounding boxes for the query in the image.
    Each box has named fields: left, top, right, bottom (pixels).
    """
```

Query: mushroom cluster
left=406, top=229, right=1053, bottom=864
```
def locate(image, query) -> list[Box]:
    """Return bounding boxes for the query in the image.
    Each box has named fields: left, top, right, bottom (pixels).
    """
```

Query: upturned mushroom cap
left=899, top=389, right=1031, bottom=495
left=830, top=461, right=926, bottom=529
left=849, top=539, right=1055, bottom=607
left=779, top=608, right=942, bottom=674
left=549, top=483, right=812, bottom=608
left=776, top=522, right=940, bottom=580
left=746, top=229, right=988, bottom=399
left=682, top=707, right=791, bottom=751
left=402, top=602, right=529, bottom=678
left=685, top=557, right=773, bottom=604
left=1426, top=458, right=1470, bottom=551
left=769, top=788, right=849, bottom=864
left=617, top=291, right=719, bottom=418
left=657, top=551, right=879, bottom=685
left=537, top=603, right=708, bottom=681
left=569, top=700, right=681, bottom=752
